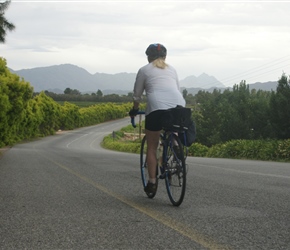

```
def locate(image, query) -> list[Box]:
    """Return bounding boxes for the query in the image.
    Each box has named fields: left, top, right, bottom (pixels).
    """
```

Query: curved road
left=1, top=118, right=290, bottom=249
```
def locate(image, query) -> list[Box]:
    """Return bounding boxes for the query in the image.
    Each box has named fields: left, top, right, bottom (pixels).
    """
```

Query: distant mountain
left=10, top=64, right=278, bottom=94
left=248, top=81, right=278, bottom=91
left=180, top=73, right=225, bottom=89
left=183, top=81, right=278, bottom=96
left=11, top=64, right=136, bottom=93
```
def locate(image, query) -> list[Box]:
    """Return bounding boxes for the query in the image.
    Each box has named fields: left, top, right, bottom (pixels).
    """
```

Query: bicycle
left=131, top=109, right=190, bottom=206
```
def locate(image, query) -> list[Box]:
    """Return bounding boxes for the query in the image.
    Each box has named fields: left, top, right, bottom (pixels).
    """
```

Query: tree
left=193, top=89, right=223, bottom=146
left=269, top=73, right=290, bottom=139
left=64, top=88, right=72, bottom=94
left=182, top=88, right=188, bottom=99
left=96, top=89, right=103, bottom=97
left=0, top=0, right=15, bottom=43
left=71, top=89, right=81, bottom=95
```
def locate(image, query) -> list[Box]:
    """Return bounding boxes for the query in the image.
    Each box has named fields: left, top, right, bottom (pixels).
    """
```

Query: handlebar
left=130, top=111, right=145, bottom=128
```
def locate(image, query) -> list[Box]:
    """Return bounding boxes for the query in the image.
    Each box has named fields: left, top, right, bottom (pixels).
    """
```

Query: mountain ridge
left=10, top=63, right=278, bottom=94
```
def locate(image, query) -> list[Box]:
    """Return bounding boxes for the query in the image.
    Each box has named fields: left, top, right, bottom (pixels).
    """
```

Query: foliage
left=192, top=79, right=277, bottom=146
left=0, top=58, right=34, bottom=145
left=0, top=0, right=15, bottom=43
left=103, top=127, right=209, bottom=158
left=206, top=139, right=290, bottom=161
left=269, top=74, right=290, bottom=139
left=78, top=102, right=128, bottom=126
left=187, top=143, right=208, bottom=157
left=64, top=88, right=81, bottom=95
left=56, top=101, right=97, bottom=108
left=33, top=92, right=62, bottom=135
left=102, top=130, right=290, bottom=162
left=276, top=139, right=290, bottom=161
left=102, top=133, right=141, bottom=154
left=44, top=90, right=134, bottom=103
left=58, top=102, right=80, bottom=130
left=0, top=57, right=142, bottom=147
left=96, top=89, right=103, bottom=97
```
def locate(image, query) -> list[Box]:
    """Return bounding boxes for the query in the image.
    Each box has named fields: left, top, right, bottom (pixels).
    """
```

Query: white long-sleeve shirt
left=133, top=62, right=186, bottom=115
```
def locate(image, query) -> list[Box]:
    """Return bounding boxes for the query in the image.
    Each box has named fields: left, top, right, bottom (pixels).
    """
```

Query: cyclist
left=129, top=43, right=186, bottom=194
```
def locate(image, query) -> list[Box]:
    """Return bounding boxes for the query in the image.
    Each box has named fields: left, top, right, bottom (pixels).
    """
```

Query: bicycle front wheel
left=164, top=133, right=186, bottom=206
left=140, top=135, right=158, bottom=198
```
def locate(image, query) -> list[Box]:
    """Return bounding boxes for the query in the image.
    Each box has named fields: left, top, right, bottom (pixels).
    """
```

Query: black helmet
left=145, top=43, right=167, bottom=60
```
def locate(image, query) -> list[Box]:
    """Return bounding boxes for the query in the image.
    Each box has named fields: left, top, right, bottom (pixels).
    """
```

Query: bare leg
left=145, top=129, right=161, bottom=183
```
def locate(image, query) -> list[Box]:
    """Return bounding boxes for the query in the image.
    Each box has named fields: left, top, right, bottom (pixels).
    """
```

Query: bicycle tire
left=140, top=135, right=158, bottom=198
left=164, top=133, right=186, bottom=206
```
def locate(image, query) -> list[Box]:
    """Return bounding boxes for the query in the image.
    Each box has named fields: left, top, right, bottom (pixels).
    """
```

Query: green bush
left=59, top=102, right=81, bottom=130
left=102, top=128, right=290, bottom=162
left=187, top=143, right=208, bottom=157
left=276, top=139, right=290, bottom=161
left=206, top=139, right=289, bottom=162
left=102, top=134, right=141, bottom=154
left=0, top=57, right=137, bottom=147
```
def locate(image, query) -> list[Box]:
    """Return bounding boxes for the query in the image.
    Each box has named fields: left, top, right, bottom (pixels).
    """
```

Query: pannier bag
left=162, top=106, right=196, bottom=146
left=178, top=119, right=196, bottom=146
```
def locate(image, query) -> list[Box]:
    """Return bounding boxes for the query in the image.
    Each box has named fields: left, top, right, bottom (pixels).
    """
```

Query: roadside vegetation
left=102, top=123, right=290, bottom=162
left=0, top=58, right=144, bottom=148
left=1, top=56, right=290, bottom=162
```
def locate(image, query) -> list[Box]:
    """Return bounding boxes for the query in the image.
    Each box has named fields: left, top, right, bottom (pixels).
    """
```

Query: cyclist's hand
left=129, top=107, right=139, bottom=117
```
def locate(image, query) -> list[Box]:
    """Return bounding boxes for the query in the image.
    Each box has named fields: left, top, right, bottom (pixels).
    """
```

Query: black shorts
left=145, top=110, right=167, bottom=131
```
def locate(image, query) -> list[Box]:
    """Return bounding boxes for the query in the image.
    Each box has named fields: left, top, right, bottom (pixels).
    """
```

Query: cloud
left=2, top=1, right=290, bottom=86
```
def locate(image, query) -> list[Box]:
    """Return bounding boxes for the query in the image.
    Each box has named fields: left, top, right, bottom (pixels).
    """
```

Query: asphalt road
left=1, top=118, right=290, bottom=250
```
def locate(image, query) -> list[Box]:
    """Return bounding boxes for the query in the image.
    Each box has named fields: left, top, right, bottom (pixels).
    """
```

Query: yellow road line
left=42, top=154, right=231, bottom=250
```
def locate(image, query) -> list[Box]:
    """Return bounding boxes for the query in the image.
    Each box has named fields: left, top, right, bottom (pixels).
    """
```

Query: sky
left=1, top=0, right=290, bottom=88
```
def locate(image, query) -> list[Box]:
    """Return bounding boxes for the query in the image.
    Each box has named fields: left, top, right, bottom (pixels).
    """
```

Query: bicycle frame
left=131, top=111, right=187, bottom=206
left=159, top=131, right=176, bottom=179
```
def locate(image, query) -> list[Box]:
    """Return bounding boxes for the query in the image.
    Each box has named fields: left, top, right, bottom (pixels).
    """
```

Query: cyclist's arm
left=133, top=68, right=146, bottom=107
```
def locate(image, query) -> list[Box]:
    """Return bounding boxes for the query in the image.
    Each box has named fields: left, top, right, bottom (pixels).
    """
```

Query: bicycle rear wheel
left=140, top=135, right=158, bottom=198
left=164, top=133, right=186, bottom=206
